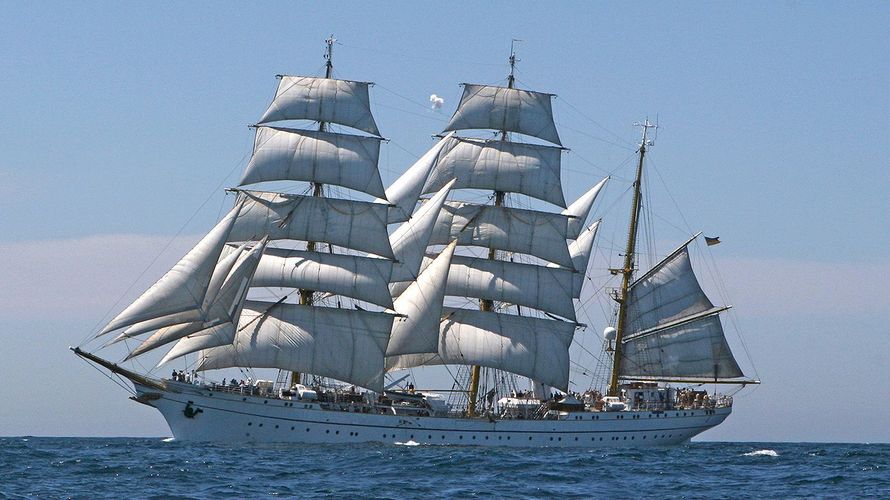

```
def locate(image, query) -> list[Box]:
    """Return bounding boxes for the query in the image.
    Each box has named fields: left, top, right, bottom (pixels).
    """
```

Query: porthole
left=335, top=431, right=340, bottom=435
left=326, top=430, right=330, bottom=434
left=264, top=400, right=268, bottom=404
left=291, top=427, right=295, bottom=431
left=459, top=436, right=463, bottom=440
left=306, top=428, right=310, bottom=432
left=247, top=422, right=252, bottom=426
left=258, top=423, right=263, bottom=427
left=275, top=425, right=279, bottom=429
left=528, top=436, right=533, bottom=441
left=242, top=397, right=247, bottom=402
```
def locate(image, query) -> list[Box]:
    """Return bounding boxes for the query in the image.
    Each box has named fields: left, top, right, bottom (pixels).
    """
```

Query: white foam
left=743, top=449, right=779, bottom=457
left=394, top=440, right=420, bottom=446
left=161, top=437, right=176, bottom=443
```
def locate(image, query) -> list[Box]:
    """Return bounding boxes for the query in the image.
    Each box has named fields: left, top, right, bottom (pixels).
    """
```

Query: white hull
left=136, top=382, right=731, bottom=447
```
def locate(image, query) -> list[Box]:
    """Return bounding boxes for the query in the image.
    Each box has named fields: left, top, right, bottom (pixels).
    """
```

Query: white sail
left=620, top=314, right=744, bottom=380
left=197, top=302, right=394, bottom=391
left=379, top=133, right=454, bottom=223
left=257, top=76, right=381, bottom=137
left=389, top=180, right=454, bottom=283
left=387, top=241, right=456, bottom=357
left=118, top=242, right=249, bottom=339
left=422, top=136, right=566, bottom=208
left=158, top=322, right=235, bottom=366
left=125, top=239, right=266, bottom=359
left=251, top=248, right=394, bottom=309
left=387, top=308, right=575, bottom=391
left=239, top=126, right=387, bottom=199
left=561, top=220, right=601, bottom=297
left=229, top=190, right=393, bottom=258
left=626, top=244, right=714, bottom=333
left=443, top=84, right=561, bottom=146
left=98, top=204, right=242, bottom=335
left=445, top=255, right=577, bottom=321
left=563, top=177, right=607, bottom=239
left=428, top=201, right=573, bottom=268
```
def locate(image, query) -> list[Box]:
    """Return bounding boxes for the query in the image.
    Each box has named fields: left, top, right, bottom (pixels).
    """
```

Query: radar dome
left=603, top=327, right=617, bottom=341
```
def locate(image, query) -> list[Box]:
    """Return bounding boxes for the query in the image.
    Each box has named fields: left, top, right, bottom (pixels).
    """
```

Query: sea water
left=1, top=438, right=887, bottom=498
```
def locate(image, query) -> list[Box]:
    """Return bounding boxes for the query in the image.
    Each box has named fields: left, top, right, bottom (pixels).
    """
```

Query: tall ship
left=75, top=38, right=758, bottom=446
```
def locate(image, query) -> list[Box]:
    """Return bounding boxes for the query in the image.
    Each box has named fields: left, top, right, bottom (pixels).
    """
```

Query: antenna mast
left=607, top=119, right=656, bottom=397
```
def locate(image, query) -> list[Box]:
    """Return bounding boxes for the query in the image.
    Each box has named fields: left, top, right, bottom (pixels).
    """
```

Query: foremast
left=608, top=120, right=656, bottom=397
left=293, top=34, right=337, bottom=388
left=467, top=42, right=520, bottom=417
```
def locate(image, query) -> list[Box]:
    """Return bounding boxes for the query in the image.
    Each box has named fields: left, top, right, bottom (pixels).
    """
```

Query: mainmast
left=608, top=119, right=656, bottom=397
left=294, top=34, right=336, bottom=387
left=468, top=41, right=519, bottom=417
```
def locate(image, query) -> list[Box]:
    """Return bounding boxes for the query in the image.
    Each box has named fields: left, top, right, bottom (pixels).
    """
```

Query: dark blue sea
left=1, top=438, right=887, bottom=498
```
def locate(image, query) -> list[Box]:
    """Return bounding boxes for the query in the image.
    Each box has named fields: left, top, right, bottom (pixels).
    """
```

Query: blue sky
left=1, top=2, right=888, bottom=442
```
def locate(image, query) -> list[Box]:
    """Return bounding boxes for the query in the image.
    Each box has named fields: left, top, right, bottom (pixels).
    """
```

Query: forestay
left=421, top=136, right=566, bottom=208
left=257, top=76, right=381, bottom=137
left=386, top=308, right=575, bottom=391
left=229, top=190, right=393, bottom=258
left=443, top=84, right=562, bottom=146
left=240, top=126, right=386, bottom=199
left=197, top=301, right=394, bottom=391
left=427, top=201, right=573, bottom=268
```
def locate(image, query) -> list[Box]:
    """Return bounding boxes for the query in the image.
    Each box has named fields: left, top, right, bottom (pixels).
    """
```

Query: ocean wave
left=743, top=449, right=779, bottom=457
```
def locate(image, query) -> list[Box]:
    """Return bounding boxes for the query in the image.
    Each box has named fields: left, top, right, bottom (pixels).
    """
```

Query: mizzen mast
left=607, top=119, right=656, bottom=397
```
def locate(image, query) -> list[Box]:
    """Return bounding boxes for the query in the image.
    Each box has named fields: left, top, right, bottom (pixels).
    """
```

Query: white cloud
left=429, top=94, right=444, bottom=110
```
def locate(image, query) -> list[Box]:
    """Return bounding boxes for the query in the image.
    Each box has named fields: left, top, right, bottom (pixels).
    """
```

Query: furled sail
left=257, top=76, right=381, bottom=137
left=250, top=248, right=394, bottom=309
left=197, top=301, right=394, bottom=391
left=98, top=204, right=242, bottom=335
left=428, top=201, right=573, bottom=268
left=386, top=241, right=457, bottom=357
left=563, top=177, right=607, bottom=239
left=421, top=136, right=566, bottom=208
left=240, top=126, right=386, bottom=199
left=125, top=238, right=267, bottom=360
left=379, top=133, right=454, bottom=223
left=387, top=308, right=575, bottom=391
left=229, top=190, right=393, bottom=258
left=620, top=239, right=745, bottom=381
left=443, top=84, right=561, bottom=146
left=445, top=255, right=577, bottom=321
